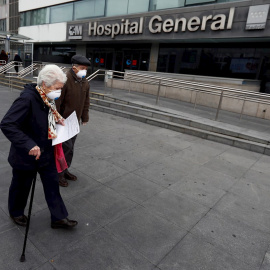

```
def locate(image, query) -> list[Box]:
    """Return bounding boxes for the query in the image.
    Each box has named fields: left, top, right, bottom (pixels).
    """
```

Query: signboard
left=246, top=5, right=269, bottom=30
left=68, top=25, right=83, bottom=40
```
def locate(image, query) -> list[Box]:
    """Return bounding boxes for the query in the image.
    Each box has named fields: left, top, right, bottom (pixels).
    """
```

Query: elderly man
left=56, top=55, right=91, bottom=187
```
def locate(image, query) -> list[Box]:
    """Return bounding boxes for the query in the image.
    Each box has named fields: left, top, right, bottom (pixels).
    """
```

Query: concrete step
left=90, top=95, right=269, bottom=145
left=90, top=93, right=270, bottom=156
left=0, top=74, right=32, bottom=90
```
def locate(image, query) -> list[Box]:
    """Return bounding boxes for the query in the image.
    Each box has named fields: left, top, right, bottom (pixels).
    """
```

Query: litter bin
left=24, top=52, right=32, bottom=67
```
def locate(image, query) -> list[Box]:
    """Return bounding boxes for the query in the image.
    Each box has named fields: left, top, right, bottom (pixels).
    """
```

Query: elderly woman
left=0, top=64, right=77, bottom=229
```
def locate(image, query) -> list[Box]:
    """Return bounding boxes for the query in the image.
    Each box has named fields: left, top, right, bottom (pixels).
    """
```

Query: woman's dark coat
left=0, top=83, right=55, bottom=170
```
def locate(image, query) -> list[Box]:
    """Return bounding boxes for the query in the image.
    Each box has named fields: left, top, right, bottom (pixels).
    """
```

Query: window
left=185, top=0, right=215, bottom=5
left=31, top=8, right=50, bottom=25
left=150, top=0, right=185, bottom=10
left=0, top=19, right=6, bottom=31
left=51, top=2, right=73, bottom=24
left=128, top=0, right=149, bottom=14
left=74, top=0, right=105, bottom=20
left=106, top=0, right=128, bottom=16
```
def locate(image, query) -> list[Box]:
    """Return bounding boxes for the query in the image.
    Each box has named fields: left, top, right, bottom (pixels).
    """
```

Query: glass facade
left=20, top=0, right=243, bottom=27
left=157, top=43, right=270, bottom=80
left=0, top=19, right=6, bottom=31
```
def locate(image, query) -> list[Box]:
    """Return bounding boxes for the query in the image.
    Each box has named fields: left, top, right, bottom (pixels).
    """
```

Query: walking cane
left=20, top=172, right=37, bottom=262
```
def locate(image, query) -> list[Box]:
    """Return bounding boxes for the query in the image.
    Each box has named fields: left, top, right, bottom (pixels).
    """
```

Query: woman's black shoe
left=51, top=218, right=78, bottom=229
left=10, top=215, right=28, bottom=226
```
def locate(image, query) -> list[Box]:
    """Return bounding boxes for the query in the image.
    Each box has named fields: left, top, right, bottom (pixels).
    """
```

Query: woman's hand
left=29, top=146, right=41, bottom=160
left=58, top=118, right=65, bottom=126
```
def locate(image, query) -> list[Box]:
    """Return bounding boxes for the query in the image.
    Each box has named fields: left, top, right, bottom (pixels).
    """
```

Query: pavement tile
left=37, top=262, right=56, bottom=270
left=204, top=156, right=248, bottom=178
left=142, top=189, right=209, bottom=231
left=214, top=192, right=270, bottom=234
left=251, top=155, right=270, bottom=175
left=133, top=161, right=186, bottom=187
left=159, top=153, right=201, bottom=175
left=106, top=206, right=187, bottom=264
left=67, top=185, right=137, bottom=227
left=158, top=233, right=254, bottom=270
left=229, top=179, right=270, bottom=210
left=191, top=210, right=270, bottom=268
left=0, top=227, right=47, bottom=270
left=242, top=168, right=270, bottom=188
left=59, top=168, right=102, bottom=199
left=0, top=165, right=12, bottom=192
left=23, top=205, right=100, bottom=259
left=104, top=147, right=163, bottom=171
left=76, top=159, right=129, bottom=183
left=0, top=207, right=15, bottom=233
left=105, top=172, right=164, bottom=204
left=260, top=249, right=270, bottom=270
left=217, top=147, right=262, bottom=169
left=51, top=228, right=154, bottom=270
left=186, top=166, right=238, bottom=191
left=168, top=176, right=226, bottom=208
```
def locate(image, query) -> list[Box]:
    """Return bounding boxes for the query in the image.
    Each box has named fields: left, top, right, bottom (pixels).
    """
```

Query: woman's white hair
left=37, top=64, right=67, bottom=87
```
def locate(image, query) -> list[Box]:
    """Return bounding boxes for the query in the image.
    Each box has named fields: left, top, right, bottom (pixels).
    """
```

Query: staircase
left=0, top=74, right=33, bottom=90
left=90, top=91, right=270, bottom=156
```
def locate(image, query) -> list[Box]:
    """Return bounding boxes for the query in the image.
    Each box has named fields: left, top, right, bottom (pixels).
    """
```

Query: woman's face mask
left=46, top=90, right=61, bottom=100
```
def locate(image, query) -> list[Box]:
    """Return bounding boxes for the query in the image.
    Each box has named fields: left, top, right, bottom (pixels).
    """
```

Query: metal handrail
left=0, top=61, right=16, bottom=74
left=84, top=68, right=270, bottom=120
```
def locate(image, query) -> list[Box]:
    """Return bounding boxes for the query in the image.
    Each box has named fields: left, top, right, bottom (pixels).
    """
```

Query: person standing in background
left=0, top=49, right=8, bottom=66
left=14, top=53, right=22, bottom=73
left=56, top=55, right=91, bottom=187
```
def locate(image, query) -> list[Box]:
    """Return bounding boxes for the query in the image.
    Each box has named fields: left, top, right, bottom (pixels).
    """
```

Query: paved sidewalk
left=1, top=84, right=270, bottom=270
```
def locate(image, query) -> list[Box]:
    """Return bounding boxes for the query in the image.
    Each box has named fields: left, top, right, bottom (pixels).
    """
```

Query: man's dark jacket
left=0, top=83, right=54, bottom=170
left=56, top=69, right=90, bottom=123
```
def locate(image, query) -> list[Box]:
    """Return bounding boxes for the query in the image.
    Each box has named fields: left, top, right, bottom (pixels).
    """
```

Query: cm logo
left=68, top=25, right=83, bottom=39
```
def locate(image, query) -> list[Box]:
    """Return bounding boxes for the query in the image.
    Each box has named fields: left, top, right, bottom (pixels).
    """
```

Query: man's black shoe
left=51, top=218, right=78, bottom=229
left=10, top=215, right=28, bottom=227
left=64, top=170, right=77, bottom=181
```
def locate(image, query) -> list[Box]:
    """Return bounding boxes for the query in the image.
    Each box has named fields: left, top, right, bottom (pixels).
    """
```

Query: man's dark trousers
left=62, top=135, right=77, bottom=168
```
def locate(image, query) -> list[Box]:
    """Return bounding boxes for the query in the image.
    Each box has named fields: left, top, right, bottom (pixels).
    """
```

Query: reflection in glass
left=128, top=0, right=150, bottom=14
left=51, top=3, right=73, bottom=24
left=106, top=0, right=128, bottom=16
left=74, top=0, right=105, bottom=20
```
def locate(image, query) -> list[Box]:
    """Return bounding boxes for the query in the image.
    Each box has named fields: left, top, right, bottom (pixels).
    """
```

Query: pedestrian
left=14, top=53, right=22, bottom=73
left=56, top=55, right=91, bottom=187
left=0, top=64, right=78, bottom=229
left=0, top=49, right=8, bottom=65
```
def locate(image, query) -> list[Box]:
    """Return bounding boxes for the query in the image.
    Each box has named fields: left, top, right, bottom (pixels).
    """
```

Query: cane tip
left=20, top=255, right=25, bottom=262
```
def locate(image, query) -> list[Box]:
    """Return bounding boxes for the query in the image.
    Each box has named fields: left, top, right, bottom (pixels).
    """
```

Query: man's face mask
left=76, top=69, right=87, bottom=79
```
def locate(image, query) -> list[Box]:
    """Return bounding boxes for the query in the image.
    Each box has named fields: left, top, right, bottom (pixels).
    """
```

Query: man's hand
left=58, top=118, right=65, bottom=126
left=29, top=146, right=41, bottom=160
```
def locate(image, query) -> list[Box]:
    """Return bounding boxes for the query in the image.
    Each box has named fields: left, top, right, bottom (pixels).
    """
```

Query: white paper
left=52, top=111, right=80, bottom=146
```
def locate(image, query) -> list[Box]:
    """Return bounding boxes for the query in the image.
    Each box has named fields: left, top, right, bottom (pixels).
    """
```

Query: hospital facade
left=6, top=0, right=270, bottom=82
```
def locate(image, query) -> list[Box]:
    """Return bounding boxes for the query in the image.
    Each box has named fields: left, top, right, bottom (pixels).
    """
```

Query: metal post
left=239, top=95, right=246, bottom=120
left=193, top=91, right=198, bottom=109
left=156, top=79, right=161, bottom=105
left=129, top=78, right=131, bottom=93
left=215, top=90, right=224, bottom=121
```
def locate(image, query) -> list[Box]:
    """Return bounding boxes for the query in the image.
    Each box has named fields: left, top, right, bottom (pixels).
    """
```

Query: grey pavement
left=1, top=83, right=270, bottom=270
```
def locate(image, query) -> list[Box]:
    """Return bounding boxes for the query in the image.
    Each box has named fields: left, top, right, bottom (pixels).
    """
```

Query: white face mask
left=46, top=90, right=61, bottom=100
left=76, top=69, right=87, bottom=79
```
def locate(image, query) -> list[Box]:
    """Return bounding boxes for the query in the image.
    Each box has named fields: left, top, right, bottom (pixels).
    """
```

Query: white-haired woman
left=0, top=64, right=77, bottom=229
